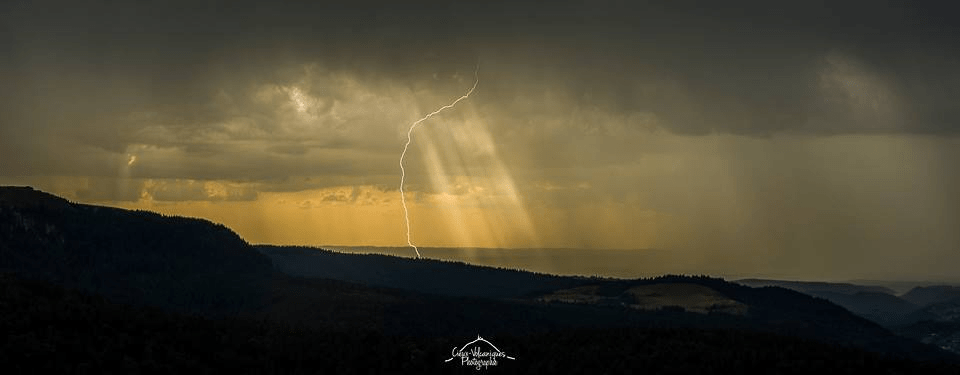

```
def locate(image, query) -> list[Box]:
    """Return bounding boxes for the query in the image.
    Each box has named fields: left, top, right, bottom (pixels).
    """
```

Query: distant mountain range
left=902, top=286, right=960, bottom=309
left=737, top=278, right=960, bottom=353
left=736, top=279, right=914, bottom=326
left=737, top=280, right=960, bottom=323
left=1, top=186, right=958, bottom=372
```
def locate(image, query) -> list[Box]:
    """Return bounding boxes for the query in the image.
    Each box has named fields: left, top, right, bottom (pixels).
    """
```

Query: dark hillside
left=737, top=278, right=922, bottom=326
left=902, top=286, right=960, bottom=308
left=1, top=186, right=957, bottom=366
left=259, top=245, right=589, bottom=298
left=0, top=186, right=273, bottom=315
left=3, top=273, right=958, bottom=375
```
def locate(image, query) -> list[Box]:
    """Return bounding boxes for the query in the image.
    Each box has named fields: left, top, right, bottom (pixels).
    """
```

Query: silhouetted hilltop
left=0, top=186, right=73, bottom=210
left=259, top=245, right=588, bottom=298
left=737, top=279, right=897, bottom=296
left=737, top=278, right=921, bottom=326
left=0, top=186, right=274, bottom=314
left=734, top=278, right=960, bottom=355
left=903, top=286, right=960, bottom=308
left=815, top=290, right=919, bottom=326
left=1, top=186, right=957, bottom=365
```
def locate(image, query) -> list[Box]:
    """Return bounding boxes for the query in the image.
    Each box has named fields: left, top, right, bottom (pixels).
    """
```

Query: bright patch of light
left=399, top=65, right=480, bottom=259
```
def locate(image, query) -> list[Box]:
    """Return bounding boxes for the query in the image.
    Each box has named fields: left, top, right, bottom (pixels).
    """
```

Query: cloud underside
left=1, top=1, right=959, bottom=278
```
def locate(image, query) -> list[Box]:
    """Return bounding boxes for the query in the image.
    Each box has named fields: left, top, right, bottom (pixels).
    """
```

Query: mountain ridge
left=1, top=186, right=956, bottom=363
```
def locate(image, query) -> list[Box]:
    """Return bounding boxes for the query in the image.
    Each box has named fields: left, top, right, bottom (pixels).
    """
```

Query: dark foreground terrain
left=5, top=274, right=960, bottom=374
left=1, top=186, right=958, bottom=373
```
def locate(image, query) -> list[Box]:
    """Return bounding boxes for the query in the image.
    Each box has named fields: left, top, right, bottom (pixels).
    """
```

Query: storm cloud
left=2, top=0, right=959, bottom=280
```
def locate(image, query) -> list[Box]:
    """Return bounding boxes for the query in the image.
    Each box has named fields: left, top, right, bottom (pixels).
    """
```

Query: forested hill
left=258, top=245, right=589, bottom=298
left=259, top=244, right=952, bottom=359
left=1, top=186, right=958, bottom=367
left=0, top=186, right=274, bottom=314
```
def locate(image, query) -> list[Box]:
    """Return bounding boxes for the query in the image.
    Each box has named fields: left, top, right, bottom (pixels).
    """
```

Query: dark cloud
left=2, top=1, right=960, bottom=279
left=4, top=1, right=959, bottom=135
left=1, top=1, right=958, bottom=182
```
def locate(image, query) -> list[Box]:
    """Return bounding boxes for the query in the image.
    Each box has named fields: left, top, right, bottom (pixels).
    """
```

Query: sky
left=2, top=0, right=959, bottom=280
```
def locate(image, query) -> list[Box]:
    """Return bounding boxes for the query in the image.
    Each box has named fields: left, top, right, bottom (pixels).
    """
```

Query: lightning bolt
left=400, top=65, right=479, bottom=259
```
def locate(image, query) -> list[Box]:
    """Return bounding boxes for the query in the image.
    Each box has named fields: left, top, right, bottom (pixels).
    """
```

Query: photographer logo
left=444, top=335, right=515, bottom=370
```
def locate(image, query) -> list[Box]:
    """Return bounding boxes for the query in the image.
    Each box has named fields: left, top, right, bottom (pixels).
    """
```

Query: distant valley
left=737, top=279, right=960, bottom=353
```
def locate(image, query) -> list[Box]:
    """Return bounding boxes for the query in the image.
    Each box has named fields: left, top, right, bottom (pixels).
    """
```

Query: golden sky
left=2, top=1, right=959, bottom=280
